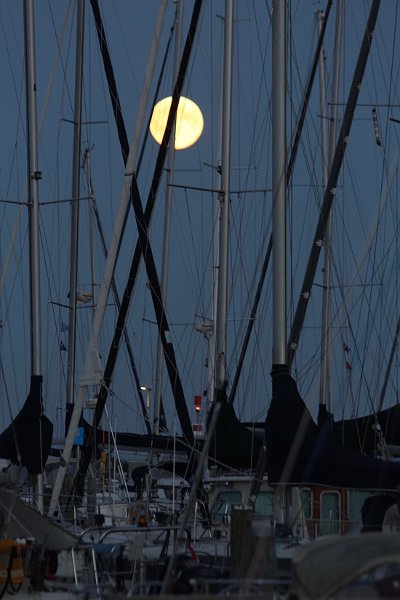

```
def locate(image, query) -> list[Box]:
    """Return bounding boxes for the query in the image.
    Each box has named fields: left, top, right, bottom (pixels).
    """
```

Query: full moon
left=149, top=96, right=204, bottom=150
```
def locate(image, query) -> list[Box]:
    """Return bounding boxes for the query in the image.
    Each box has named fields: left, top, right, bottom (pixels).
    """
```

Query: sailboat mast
left=66, top=0, right=85, bottom=414
left=318, top=1, right=343, bottom=412
left=272, top=0, right=287, bottom=367
left=24, top=0, right=44, bottom=511
left=214, top=0, right=233, bottom=392
left=317, top=9, right=331, bottom=410
left=154, top=0, right=184, bottom=435
left=24, top=0, right=41, bottom=378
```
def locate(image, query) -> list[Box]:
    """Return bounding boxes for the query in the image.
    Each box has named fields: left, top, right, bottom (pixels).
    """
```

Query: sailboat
left=200, top=0, right=400, bottom=551
left=264, top=0, right=400, bottom=544
left=0, top=0, right=53, bottom=498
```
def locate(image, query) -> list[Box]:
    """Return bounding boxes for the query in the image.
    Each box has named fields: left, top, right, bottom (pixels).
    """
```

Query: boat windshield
left=210, top=490, right=242, bottom=522
left=210, top=490, right=274, bottom=521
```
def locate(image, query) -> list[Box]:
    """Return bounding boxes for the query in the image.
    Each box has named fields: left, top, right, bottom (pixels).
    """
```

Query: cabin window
left=320, top=491, right=340, bottom=534
left=210, top=490, right=242, bottom=522
left=348, top=490, right=371, bottom=525
left=254, top=491, right=274, bottom=518
left=300, top=488, right=312, bottom=519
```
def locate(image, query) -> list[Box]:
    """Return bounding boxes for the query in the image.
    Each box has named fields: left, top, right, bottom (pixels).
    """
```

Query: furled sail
left=0, top=375, right=53, bottom=475
left=265, top=365, right=400, bottom=489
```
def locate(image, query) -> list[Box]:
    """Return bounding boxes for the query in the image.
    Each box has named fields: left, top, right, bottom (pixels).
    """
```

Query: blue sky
left=1, top=1, right=400, bottom=442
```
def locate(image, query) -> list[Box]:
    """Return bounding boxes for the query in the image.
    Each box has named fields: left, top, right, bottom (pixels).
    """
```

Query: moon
left=149, top=96, right=204, bottom=150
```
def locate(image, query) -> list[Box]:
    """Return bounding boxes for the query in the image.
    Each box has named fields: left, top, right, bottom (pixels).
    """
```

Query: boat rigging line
left=287, top=0, right=381, bottom=366
left=69, top=0, right=205, bottom=507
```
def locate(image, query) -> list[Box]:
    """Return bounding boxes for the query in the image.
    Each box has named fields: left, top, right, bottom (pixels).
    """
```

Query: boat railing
left=66, top=524, right=195, bottom=595
left=187, top=576, right=291, bottom=596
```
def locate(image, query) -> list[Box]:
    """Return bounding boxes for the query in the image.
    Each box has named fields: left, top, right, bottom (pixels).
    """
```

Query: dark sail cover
left=265, top=365, right=400, bottom=489
left=208, top=394, right=262, bottom=470
left=318, top=403, right=400, bottom=455
left=0, top=375, right=53, bottom=474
